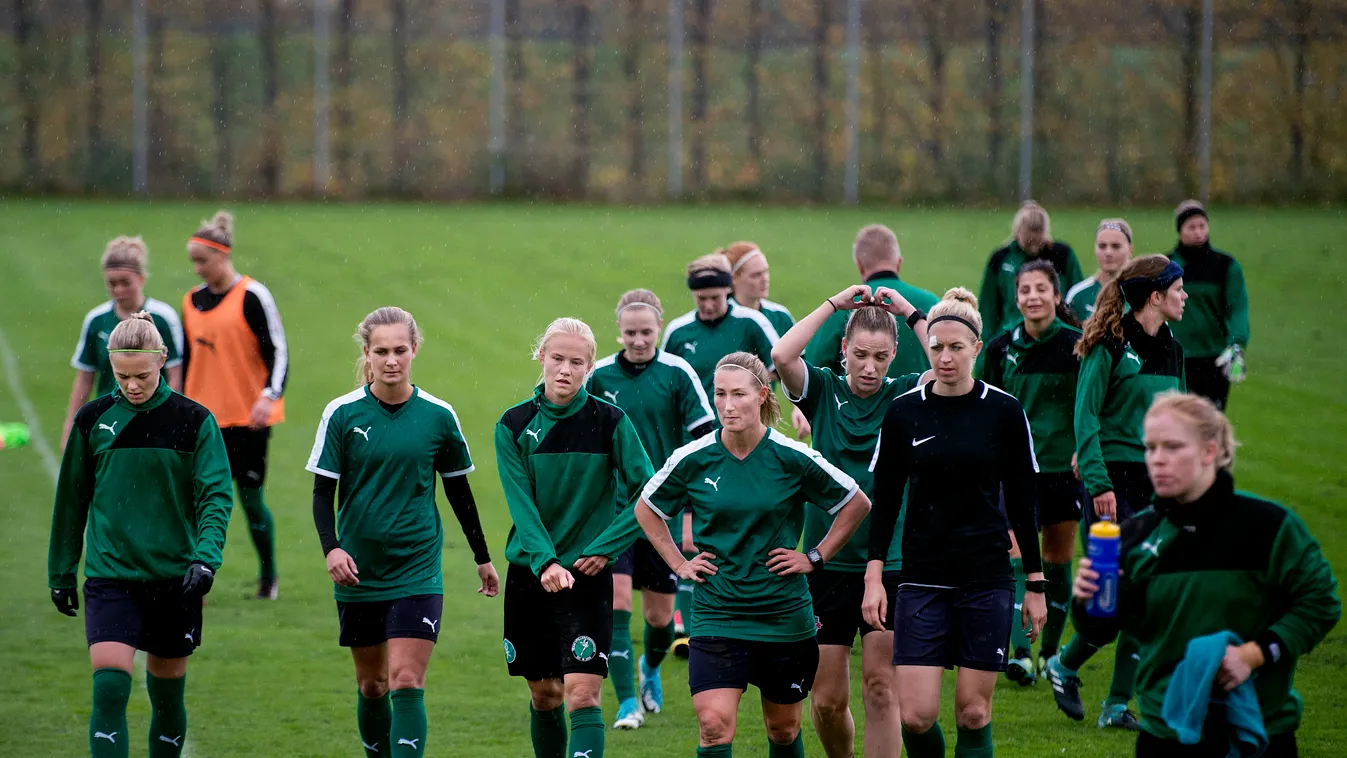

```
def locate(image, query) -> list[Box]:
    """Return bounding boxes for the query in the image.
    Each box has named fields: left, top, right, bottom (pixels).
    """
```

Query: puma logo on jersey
left=834, top=397, right=849, bottom=410
left=1141, top=538, right=1163, bottom=557
left=422, top=617, right=438, bottom=633
left=1006, top=352, right=1019, bottom=366
left=94, top=732, right=117, bottom=743
left=610, top=649, right=630, bottom=659
left=98, top=422, right=118, bottom=435
left=912, top=435, right=936, bottom=447
left=398, top=738, right=420, bottom=749
left=352, top=426, right=371, bottom=441
left=194, top=336, right=217, bottom=353
left=684, top=342, right=698, bottom=354
left=703, top=477, right=721, bottom=491
left=97, top=330, right=110, bottom=341
left=524, top=428, right=540, bottom=442
left=1125, top=350, right=1142, bottom=366
left=602, top=390, right=619, bottom=403
left=574, top=751, right=594, bottom=758
left=1001, top=262, right=1016, bottom=272
left=1085, top=303, right=1096, bottom=313
left=157, top=735, right=182, bottom=747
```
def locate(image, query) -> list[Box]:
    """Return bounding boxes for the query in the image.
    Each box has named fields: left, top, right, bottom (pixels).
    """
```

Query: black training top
left=868, top=380, right=1042, bottom=587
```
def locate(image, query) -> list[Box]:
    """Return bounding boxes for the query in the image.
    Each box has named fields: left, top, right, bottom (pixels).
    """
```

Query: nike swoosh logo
left=912, top=435, right=936, bottom=446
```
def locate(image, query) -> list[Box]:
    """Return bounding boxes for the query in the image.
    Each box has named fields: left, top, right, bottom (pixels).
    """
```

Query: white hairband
left=715, top=363, right=767, bottom=387
left=617, top=302, right=662, bottom=318
left=730, top=249, right=764, bottom=274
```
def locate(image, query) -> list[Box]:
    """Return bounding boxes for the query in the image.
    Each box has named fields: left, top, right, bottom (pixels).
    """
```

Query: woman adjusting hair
left=49, top=313, right=233, bottom=758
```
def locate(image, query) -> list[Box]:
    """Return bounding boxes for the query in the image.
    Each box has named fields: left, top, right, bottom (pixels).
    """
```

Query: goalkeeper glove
left=1215, top=345, right=1246, bottom=384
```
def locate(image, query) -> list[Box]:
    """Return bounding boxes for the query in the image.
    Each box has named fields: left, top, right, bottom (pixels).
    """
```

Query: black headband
left=928, top=314, right=980, bottom=340
left=1175, top=205, right=1207, bottom=231
left=1121, top=260, right=1184, bottom=310
left=687, top=269, right=733, bottom=290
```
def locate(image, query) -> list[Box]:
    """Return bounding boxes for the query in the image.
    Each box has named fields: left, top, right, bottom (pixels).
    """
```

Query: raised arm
left=772, top=284, right=873, bottom=398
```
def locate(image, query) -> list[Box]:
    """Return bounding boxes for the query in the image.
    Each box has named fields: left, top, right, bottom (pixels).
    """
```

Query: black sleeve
left=442, top=475, right=492, bottom=565
left=312, top=474, right=339, bottom=556
left=689, top=420, right=716, bottom=440
left=983, top=337, right=1006, bottom=389
left=1000, top=401, right=1043, bottom=574
left=242, top=289, right=289, bottom=399
left=868, top=405, right=911, bottom=562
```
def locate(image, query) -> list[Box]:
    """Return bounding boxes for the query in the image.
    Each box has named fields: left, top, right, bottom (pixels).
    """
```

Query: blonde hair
left=107, top=312, right=166, bottom=355
left=354, top=306, right=424, bottom=385
left=928, top=287, right=982, bottom=338
left=1096, top=218, right=1133, bottom=246
left=193, top=210, right=234, bottom=248
left=852, top=224, right=901, bottom=269
left=844, top=305, right=898, bottom=343
left=686, top=252, right=731, bottom=278
left=1012, top=201, right=1052, bottom=254
left=616, top=289, right=663, bottom=320
left=102, top=236, right=149, bottom=276
left=714, top=352, right=781, bottom=427
left=1075, top=254, right=1172, bottom=359
left=1147, top=391, right=1238, bottom=470
left=533, top=317, right=597, bottom=364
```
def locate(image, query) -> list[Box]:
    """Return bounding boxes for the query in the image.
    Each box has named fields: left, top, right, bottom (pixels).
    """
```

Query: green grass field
left=1, top=201, right=1344, bottom=757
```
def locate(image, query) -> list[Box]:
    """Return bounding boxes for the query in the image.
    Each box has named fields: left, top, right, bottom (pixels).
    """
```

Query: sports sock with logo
left=146, top=672, right=187, bottom=757
left=1009, top=557, right=1030, bottom=655
left=643, top=619, right=675, bottom=669
left=901, top=721, right=945, bottom=758
left=954, top=723, right=993, bottom=758
left=389, top=688, right=426, bottom=757
left=239, top=486, right=277, bottom=581
left=1059, top=635, right=1099, bottom=672
left=1106, top=633, right=1141, bottom=706
left=357, top=690, right=392, bottom=757
left=90, top=668, right=132, bottom=758
left=767, top=731, right=804, bottom=757
left=1040, top=561, right=1072, bottom=656
left=696, top=745, right=732, bottom=757
left=567, top=705, right=604, bottom=758
left=609, top=610, right=636, bottom=702
left=530, top=702, right=567, bottom=758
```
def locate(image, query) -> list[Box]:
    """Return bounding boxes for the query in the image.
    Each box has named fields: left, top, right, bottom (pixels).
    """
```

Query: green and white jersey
left=789, top=363, right=920, bottom=572
left=1066, top=275, right=1103, bottom=319
left=72, top=298, right=184, bottom=398
left=642, top=428, right=860, bottom=642
left=587, top=350, right=713, bottom=471
left=731, top=297, right=796, bottom=342
left=306, top=385, right=474, bottom=602
left=661, top=303, right=780, bottom=394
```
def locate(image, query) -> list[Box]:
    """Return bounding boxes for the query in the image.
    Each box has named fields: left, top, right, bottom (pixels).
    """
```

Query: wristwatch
left=1025, top=579, right=1049, bottom=594
left=806, top=548, right=825, bottom=571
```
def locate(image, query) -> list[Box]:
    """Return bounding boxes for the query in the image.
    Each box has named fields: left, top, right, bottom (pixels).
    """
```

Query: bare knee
left=698, top=710, right=735, bottom=746
left=810, top=690, right=850, bottom=725
left=862, top=671, right=896, bottom=712
left=644, top=605, right=673, bottom=628
left=357, top=674, right=389, bottom=699
left=956, top=699, right=991, bottom=729
left=564, top=677, right=602, bottom=711
left=528, top=679, right=565, bottom=712
left=764, top=715, right=801, bottom=745
left=388, top=664, right=425, bottom=691
left=901, top=706, right=939, bottom=733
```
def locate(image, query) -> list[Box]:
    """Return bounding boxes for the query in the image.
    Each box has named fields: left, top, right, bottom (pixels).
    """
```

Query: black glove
left=51, top=588, right=79, bottom=617
left=182, top=561, right=215, bottom=599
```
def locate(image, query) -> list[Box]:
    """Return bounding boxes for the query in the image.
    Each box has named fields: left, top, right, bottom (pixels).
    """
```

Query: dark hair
left=1016, top=260, right=1080, bottom=328
left=1075, top=255, right=1174, bottom=359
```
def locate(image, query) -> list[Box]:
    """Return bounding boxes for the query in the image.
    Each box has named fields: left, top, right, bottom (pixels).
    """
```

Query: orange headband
left=189, top=236, right=231, bottom=253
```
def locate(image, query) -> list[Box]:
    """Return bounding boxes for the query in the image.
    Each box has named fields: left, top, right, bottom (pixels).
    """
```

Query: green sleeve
left=155, top=313, right=184, bottom=366
left=787, top=362, right=828, bottom=422
left=584, top=416, right=656, bottom=559
left=189, top=415, right=235, bottom=570
left=641, top=449, right=691, bottom=521
left=794, top=447, right=860, bottom=515
left=978, top=258, right=1003, bottom=344
left=1225, top=259, right=1251, bottom=348
left=1064, top=246, right=1085, bottom=292
left=1262, top=511, right=1341, bottom=662
left=1074, top=346, right=1114, bottom=496
left=752, top=321, right=778, bottom=372
left=73, top=320, right=99, bottom=372
left=676, top=364, right=714, bottom=432
left=803, top=312, right=845, bottom=375
left=494, top=420, right=558, bottom=576
left=48, top=424, right=95, bottom=588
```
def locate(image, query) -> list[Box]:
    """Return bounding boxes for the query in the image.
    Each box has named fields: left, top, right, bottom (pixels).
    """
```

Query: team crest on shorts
left=503, top=639, right=517, bottom=664
left=572, top=635, right=598, bottom=662
left=815, top=615, right=823, bottom=631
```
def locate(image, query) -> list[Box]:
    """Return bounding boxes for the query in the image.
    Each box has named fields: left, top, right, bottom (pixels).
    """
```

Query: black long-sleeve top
left=868, top=380, right=1042, bottom=587
left=183, top=281, right=289, bottom=399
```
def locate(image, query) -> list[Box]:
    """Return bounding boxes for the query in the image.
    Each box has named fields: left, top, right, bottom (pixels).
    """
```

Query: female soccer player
left=636, top=352, right=872, bottom=758
left=771, top=284, right=927, bottom=758
left=1066, top=219, right=1133, bottom=319
left=1046, top=254, right=1187, bottom=730
left=182, top=210, right=288, bottom=599
left=497, top=317, right=655, bottom=758
left=979, top=201, right=1084, bottom=341
left=982, top=261, right=1084, bottom=685
left=864, top=288, right=1047, bottom=758
left=1072, top=393, right=1339, bottom=757
left=307, top=306, right=499, bottom=758
left=722, top=242, right=795, bottom=339
left=48, top=313, right=233, bottom=758
left=62, top=236, right=184, bottom=448
left=587, top=289, right=715, bottom=729
left=1166, top=201, right=1250, bottom=410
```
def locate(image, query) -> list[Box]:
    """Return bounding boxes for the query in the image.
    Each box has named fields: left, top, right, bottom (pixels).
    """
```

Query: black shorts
left=1184, top=357, right=1231, bottom=411
left=1038, top=472, right=1086, bottom=527
left=688, top=636, right=819, bottom=705
left=613, top=539, right=677, bottom=595
left=892, top=584, right=1012, bottom=671
left=336, top=594, right=444, bottom=648
left=809, top=569, right=900, bottom=647
left=1083, top=462, right=1154, bottom=531
left=83, top=578, right=202, bottom=659
left=220, top=426, right=272, bottom=489
left=503, top=563, right=612, bottom=681
left=1136, top=729, right=1296, bottom=758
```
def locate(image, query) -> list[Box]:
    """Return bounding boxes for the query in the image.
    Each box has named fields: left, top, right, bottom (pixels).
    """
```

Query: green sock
left=357, top=691, right=391, bottom=757
left=90, top=668, right=132, bottom=758
left=146, top=673, right=187, bottom=757
left=568, top=706, right=604, bottom=758
left=1010, top=557, right=1030, bottom=654
left=530, top=702, right=567, bottom=758
left=767, top=731, right=804, bottom=757
left=1059, top=634, right=1099, bottom=672
left=643, top=619, right=675, bottom=669
left=389, top=689, right=426, bottom=757
left=610, top=610, right=636, bottom=702
left=1107, top=633, right=1141, bottom=706
left=697, top=745, right=733, bottom=757
left=901, top=721, right=945, bottom=758
left=1041, top=561, right=1072, bottom=656
left=239, top=486, right=277, bottom=581
left=954, top=723, right=994, bottom=757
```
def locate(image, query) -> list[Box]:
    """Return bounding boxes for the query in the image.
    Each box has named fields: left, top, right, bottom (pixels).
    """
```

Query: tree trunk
left=745, top=0, right=762, bottom=168
left=867, top=19, right=887, bottom=174
left=570, top=0, right=592, bottom=195
left=505, top=0, right=526, bottom=187
left=390, top=0, right=409, bottom=194
left=919, top=2, right=945, bottom=187
left=1179, top=3, right=1200, bottom=198
left=622, top=0, right=646, bottom=183
left=812, top=0, right=829, bottom=200
left=1289, top=0, right=1309, bottom=191
left=259, top=0, right=280, bottom=195
left=147, top=3, right=167, bottom=185
left=209, top=0, right=231, bottom=192
left=985, top=0, right=1003, bottom=197
left=689, top=0, right=711, bottom=191
left=85, top=0, right=102, bottom=186
left=334, top=0, right=354, bottom=187
left=13, top=0, right=37, bottom=187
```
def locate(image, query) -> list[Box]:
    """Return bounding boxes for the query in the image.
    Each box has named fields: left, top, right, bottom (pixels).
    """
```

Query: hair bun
left=941, top=286, right=978, bottom=310
left=129, top=311, right=154, bottom=323
left=212, top=210, right=234, bottom=237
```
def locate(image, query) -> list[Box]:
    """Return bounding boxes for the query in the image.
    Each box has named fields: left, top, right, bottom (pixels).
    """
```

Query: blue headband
left=1121, top=260, right=1184, bottom=310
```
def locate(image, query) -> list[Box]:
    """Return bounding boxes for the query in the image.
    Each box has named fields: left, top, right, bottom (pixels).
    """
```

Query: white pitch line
left=0, top=324, right=60, bottom=484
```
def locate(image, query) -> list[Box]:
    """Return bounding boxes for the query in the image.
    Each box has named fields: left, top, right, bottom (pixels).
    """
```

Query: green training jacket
left=979, top=241, right=1084, bottom=341
left=983, top=318, right=1083, bottom=474
left=1166, top=242, right=1250, bottom=359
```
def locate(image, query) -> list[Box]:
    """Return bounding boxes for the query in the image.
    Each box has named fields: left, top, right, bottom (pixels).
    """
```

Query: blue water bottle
left=1086, top=520, right=1121, bottom=618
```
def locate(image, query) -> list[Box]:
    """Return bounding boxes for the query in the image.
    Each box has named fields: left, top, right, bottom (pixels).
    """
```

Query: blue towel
left=1162, top=630, right=1269, bottom=758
